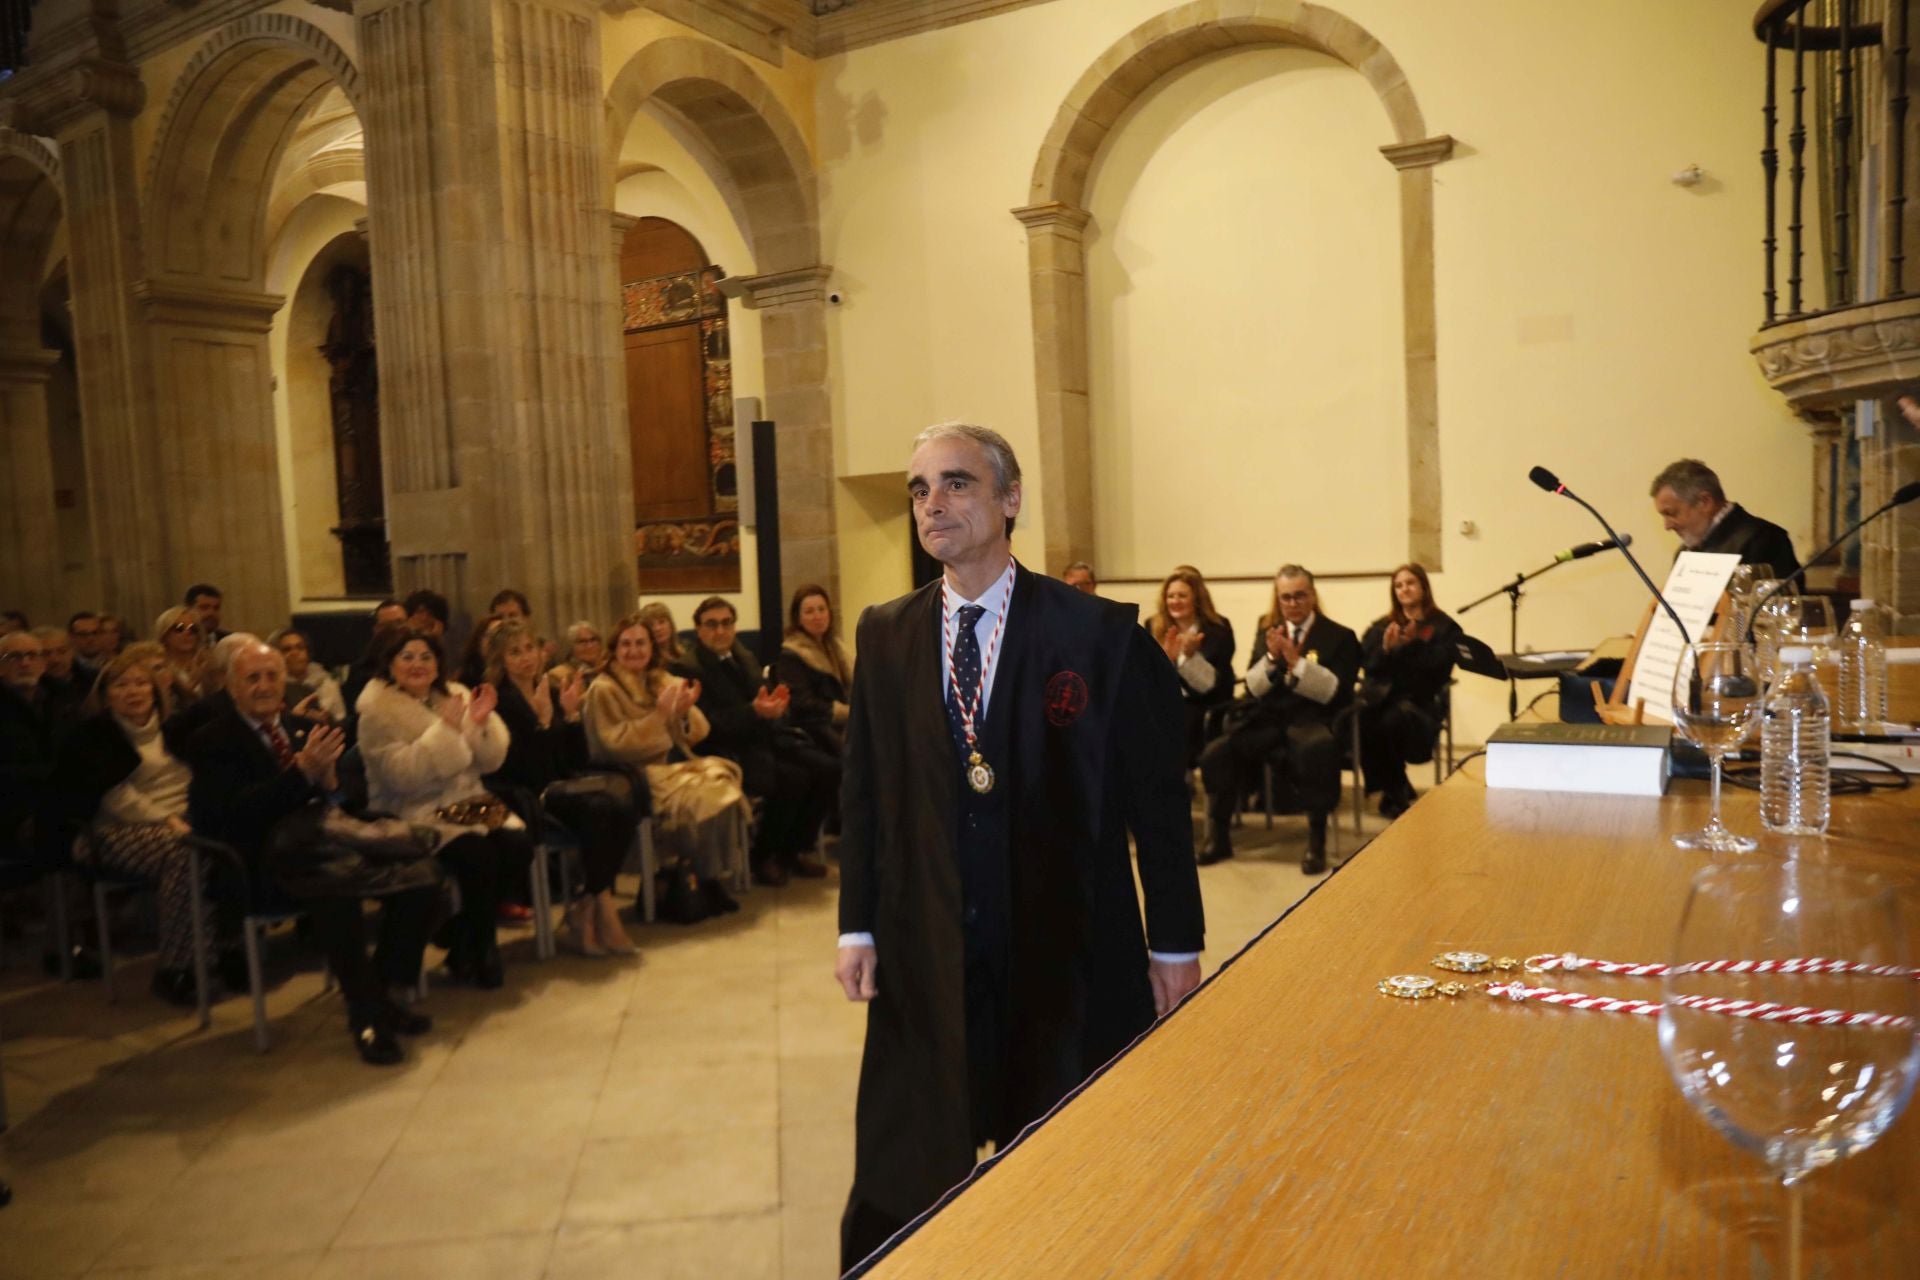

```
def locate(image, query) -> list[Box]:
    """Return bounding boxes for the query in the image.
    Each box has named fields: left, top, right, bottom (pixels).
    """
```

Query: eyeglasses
left=168, top=622, right=198, bottom=635
left=1277, top=591, right=1314, bottom=605
left=0, top=650, right=45, bottom=664
left=696, top=618, right=735, bottom=630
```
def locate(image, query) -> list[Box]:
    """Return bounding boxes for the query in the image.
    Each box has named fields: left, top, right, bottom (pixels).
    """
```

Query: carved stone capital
left=133, top=279, right=286, bottom=333
left=68, top=59, right=148, bottom=119
left=716, top=264, right=832, bottom=310
left=1011, top=202, right=1093, bottom=236
left=1750, top=295, right=1920, bottom=412
left=1380, top=135, right=1455, bottom=170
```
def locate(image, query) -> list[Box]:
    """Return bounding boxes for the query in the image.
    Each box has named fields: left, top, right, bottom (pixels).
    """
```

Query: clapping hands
left=752, top=683, right=790, bottom=720
left=1266, top=624, right=1301, bottom=668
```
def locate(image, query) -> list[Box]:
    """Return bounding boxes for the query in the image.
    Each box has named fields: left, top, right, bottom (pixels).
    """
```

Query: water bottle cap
left=1780, top=645, right=1814, bottom=664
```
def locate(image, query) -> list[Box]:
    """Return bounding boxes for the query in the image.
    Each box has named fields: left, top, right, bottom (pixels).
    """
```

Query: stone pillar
left=0, top=346, right=63, bottom=621
left=51, top=66, right=173, bottom=630
left=1011, top=202, right=1093, bottom=578
left=1866, top=397, right=1920, bottom=633
left=726, top=264, right=838, bottom=603
left=132, top=280, right=291, bottom=631
left=1380, top=135, right=1455, bottom=572
left=357, top=0, right=634, bottom=630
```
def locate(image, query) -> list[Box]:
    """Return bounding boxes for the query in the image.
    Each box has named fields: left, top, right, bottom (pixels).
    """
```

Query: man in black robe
left=1649, top=458, right=1799, bottom=577
left=834, top=423, right=1205, bottom=1271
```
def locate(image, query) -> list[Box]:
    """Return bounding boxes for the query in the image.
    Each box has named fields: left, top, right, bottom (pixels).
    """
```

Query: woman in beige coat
left=584, top=614, right=748, bottom=915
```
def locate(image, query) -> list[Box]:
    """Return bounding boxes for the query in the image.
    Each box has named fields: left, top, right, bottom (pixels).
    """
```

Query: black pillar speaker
left=750, top=419, right=782, bottom=667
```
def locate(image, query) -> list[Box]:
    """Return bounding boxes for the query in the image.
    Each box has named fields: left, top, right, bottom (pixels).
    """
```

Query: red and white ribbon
left=1483, top=981, right=1916, bottom=1030
left=1523, top=952, right=1918, bottom=981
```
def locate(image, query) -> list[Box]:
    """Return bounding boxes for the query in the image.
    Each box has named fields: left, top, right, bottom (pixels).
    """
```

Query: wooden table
left=869, top=772, right=1920, bottom=1277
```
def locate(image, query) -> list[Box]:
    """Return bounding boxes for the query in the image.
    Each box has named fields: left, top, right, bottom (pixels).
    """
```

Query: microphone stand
left=1458, top=554, right=1577, bottom=720
left=1742, top=482, right=1920, bottom=642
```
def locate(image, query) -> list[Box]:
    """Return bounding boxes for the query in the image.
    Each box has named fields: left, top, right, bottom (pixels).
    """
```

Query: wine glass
left=1660, top=862, right=1920, bottom=1280
left=1670, top=642, right=1762, bottom=852
left=1752, top=585, right=1803, bottom=686
left=1726, top=563, right=1775, bottom=644
left=1789, top=596, right=1837, bottom=662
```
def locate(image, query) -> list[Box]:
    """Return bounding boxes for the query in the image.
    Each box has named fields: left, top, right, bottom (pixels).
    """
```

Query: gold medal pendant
left=966, top=751, right=996, bottom=795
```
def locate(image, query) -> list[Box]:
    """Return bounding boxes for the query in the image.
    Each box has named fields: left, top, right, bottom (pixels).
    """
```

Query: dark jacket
left=488, top=677, right=589, bottom=795
left=774, top=633, right=852, bottom=748
left=1360, top=610, right=1462, bottom=712
left=1, top=681, right=65, bottom=849
left=50, top=710, right=144, bottom=829
left=1244, top=614, right=1364, bottom=726
left=672, top=640, right=776, bottom=759
left=1693, top=503, right=1800, bottom=579
left=179, top=705, right=328, bottom=859
left=1158, top=618, right=1237, bottom=709
left=838, top=563, right=1205, bottom=1227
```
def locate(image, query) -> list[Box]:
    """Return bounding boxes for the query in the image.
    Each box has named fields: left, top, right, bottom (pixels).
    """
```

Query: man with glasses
left=1198, top=564, right=1361, bottom=874
left=68, top=612, right=111, bottom=682
left=675, top=597, right=836, bottom=886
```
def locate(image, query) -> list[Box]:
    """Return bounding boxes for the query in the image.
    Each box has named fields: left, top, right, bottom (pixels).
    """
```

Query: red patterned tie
left=265, top=720, right=295, bottom=769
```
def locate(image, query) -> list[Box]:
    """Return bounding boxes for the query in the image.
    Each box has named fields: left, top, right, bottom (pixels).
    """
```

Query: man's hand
left=1266, top=625, right=1301, bottom=669
left=752, top=686, right=785, bottom=720
left=836, top=944, right=878, bottom=1001
left=295, top=723, right=345, bottom=787
left=1148, top=957, right=1202, bottom=1017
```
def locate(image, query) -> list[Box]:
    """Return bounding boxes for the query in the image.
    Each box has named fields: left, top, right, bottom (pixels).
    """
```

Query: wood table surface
left=870, top=771, right=1920, bottom=1278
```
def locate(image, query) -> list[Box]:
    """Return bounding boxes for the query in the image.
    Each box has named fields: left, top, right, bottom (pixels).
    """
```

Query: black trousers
left=1200, top=715, right=1340, bottom=819
left=737, top=742, right=840, bottom=862
left=437, top=828, right=534, bottom=953
left=1358, top=697, right=1436, bottom=798
left=303, top=886, right=437, bottom=1024
left=542, top=787, right=636, bottom=895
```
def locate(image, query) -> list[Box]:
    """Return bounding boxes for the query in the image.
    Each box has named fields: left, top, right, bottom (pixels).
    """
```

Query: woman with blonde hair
left=1147, top=567, right=1237, bottom=767
left=583, top=613, right=747, bottom=920
left=636, top=602, right=685, bottom=667
left=153, top=606, right=210, bottom=709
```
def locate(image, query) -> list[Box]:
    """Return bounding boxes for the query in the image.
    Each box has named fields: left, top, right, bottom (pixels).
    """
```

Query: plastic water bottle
left=1836, top=598, right=1889, bottom=733
left=1761, top=645, right=1830, bottom=835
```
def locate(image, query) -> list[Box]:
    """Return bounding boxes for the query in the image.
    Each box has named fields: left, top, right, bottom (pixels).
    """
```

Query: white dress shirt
left=843, top=561, right=1198, bottom=965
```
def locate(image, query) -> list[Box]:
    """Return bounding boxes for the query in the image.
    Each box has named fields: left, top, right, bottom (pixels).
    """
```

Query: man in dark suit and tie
left=833, top=423, right=1206, bottom=1271
left=1198, top=564, right=1363, bottom=874
left=181, top=640, right=438, bottom=1065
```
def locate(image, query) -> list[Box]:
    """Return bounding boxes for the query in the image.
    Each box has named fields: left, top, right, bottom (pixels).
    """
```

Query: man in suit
left=1650, top=459, right=1800, bottom=577
left=181, top=640, right=438, bottom=1065
left=1198, top=565, right=1362, bottom=874
left=834, top=423, right=1205, bottom=1271
left=673, top=596, right=835, bottom=885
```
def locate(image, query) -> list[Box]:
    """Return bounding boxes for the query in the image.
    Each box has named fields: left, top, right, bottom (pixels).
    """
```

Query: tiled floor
left=0, top=803, right=1389, bottom=1279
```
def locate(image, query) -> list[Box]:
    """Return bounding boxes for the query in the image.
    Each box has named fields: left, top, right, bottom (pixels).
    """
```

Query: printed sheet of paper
left=1625, top=551, right=1741, bottom=725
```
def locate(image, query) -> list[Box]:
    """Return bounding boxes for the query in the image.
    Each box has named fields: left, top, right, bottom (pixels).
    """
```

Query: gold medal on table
left=1377, top=974, right=1469, bottom=1000
left=1431, top=951, right=1522, bottom=974
left=966, top=751, right=996, bottom=795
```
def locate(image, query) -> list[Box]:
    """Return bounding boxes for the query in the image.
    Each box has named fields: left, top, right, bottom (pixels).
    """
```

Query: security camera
left=826, top=289, right=844, bottom=305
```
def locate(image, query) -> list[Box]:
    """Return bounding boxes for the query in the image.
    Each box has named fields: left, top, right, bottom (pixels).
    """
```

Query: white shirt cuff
left=1245, top=655, right=1275, bottom=698
left=1176, top=650, right=1217, bottom=694
left=1150, top=951, right=1200, bottom=964
left=838, top=932, right=875, bottom=949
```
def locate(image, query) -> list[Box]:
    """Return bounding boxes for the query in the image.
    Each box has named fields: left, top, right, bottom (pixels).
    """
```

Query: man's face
left=276, top=632, right=311, bottom=679
left=695, top=608, right=737, bottom=656
left=908, top=436, right=1020, bottom=569
left=228, top=647, right=288, bottom=720
left=1653, top=485, right=1720, bottom=549
left=374, top=603, right=408, bottom=628
left=408, top=607, right=444, bottom=638
left=39, top=634, right=72, bottom=678
left=192, top=593, right=223, bottom=632
left=0, top=633, right=46, bottom=693
left=1063, top=567, right=1096, bottom=594
left=494, top=599, right=528, bottom=623
left=1276, top=574, right=1317, bottom=627
left=69, top=617, right=105, bottom=659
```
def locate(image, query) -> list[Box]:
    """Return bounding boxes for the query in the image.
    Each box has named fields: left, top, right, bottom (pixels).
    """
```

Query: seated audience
left=1199, top=565, right=1361, bottom=875
left=161, top=632, right=256, bottom=748
left=272, top=627, right=347, bottom=722
left=121, top=642, right=172, bottom=715
left=54, top=651, right=224, bottom=1005
left=673, top=597, right=834, bottom=886
left=638, top=602, right=685, bottom=667
left=33, top=626, right=86, bottom=718
left=402, top=588, right=450, bottom=639
left=1147, top=568, right=1236, bottom=768
left=183, top=640, right=439, bottom=1065
left=342, top=604, right=409, bottom=729
left=553, top=620, right=607, bottom=687
left=485, top=621, right=643, bottom=955
left=98, top=613, right=127, bottom=655
left=457, top=614, right=505, bottom=688
left=1061, top=560, right=1098, bottom=594
left=68, top=611, right=111, bottom=683
left=184, top=584, right=231, bottom=643
left=1358, top=565, right=1461, bottom=818
left=586, top=614, right=748, bottom=917
left=1650, top=458, right=1799, bottom=576
left=774, top=585, right=854, bottom=756
left=355, top=626, right=530, bottom=988
left=154, top=605, right=212, bottom=709
left=2, top=629, right=63, bottom=851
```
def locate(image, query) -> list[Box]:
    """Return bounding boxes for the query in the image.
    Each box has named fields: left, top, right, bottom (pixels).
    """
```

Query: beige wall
left=818, top=0, right=1811, bottom=746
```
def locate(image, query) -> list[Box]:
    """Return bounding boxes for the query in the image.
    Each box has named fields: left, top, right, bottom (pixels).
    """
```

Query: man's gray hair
left=565, top=620, right=599, bottom=643
left=1063, top=560, right=1095, bottom=578
left=214, top=633, right=267, bottom=676
left=1650, top=459, right=1725, bottom=505
left=1276, top=564, right=1316, bottom=587
left=912, top=422, right=1022, bottom=498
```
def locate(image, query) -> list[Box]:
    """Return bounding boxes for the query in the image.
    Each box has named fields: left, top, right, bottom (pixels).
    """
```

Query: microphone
left=1743, top=479, right=1920, bottom=640
left=1530, top=464, right=1692, bottom=645
left=1555, top=534, right=1633, bottom=563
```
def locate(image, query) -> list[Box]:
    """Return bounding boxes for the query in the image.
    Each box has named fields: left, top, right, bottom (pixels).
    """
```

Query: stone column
left=1380, top=135, right=1455, bottom=572
left=1866, top=398, right=1920, bottom=633
left=50, top=65, right=173, bottom=629
left=726, top=264, right=838, bottom=602
left=132, top=280, right=291, bottom=630
left=1012, top=202, right=1093, bottom=577
left=357, top=0, right=634, bottom=630
left=0, top=346, right=63, bottom=621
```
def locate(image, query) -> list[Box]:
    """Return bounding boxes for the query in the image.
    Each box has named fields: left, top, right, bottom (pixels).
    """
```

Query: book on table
left=1484, top=722, right=1672, bottom=797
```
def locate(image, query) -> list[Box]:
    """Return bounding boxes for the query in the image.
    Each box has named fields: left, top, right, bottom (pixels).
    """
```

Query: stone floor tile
left=546, top=1214, right=782, bottom=1280
left=307, top=1232, right=552, bottom=1280
left=563, top=1127, right=779, bottom=1226
left=330, top=1144, right=579, bottom=1249
left=98, top=1153, right=383, bottom=1266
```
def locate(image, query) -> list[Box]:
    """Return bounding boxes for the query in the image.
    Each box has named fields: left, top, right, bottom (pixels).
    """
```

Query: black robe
left=838, top=563, right=1205, bottom=1231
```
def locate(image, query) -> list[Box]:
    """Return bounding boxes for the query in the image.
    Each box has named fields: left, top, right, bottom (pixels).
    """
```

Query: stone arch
left=604, top=36, right=819, bottom=275
left=0, top=128, right=64, bottom=345
left=0, top=127, right=67, bottom=619
left=144, top=14, right=363, bottom=287
left=604, top=36, right=839, bottom=597
left=1017, top=0, right=1452, bottom=572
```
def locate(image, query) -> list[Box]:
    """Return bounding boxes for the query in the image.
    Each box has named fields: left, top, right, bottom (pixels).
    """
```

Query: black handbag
left=263, top=804, right=444, bottom=900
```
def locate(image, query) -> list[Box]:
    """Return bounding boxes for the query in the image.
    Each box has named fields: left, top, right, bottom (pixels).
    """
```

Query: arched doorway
left=0, top=127, right=67, bottom=620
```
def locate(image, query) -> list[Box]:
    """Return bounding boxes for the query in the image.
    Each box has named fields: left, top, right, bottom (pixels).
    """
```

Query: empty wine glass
left=1789, top=596, right=1838, bottom=662
left=1660, top=862, right=1920, bottom=1280
left=1726, top=563, right=1775, bottom=644
left=1670, top=642, right=1761, bottom=852
left=1752, top=586, right=1803, bottom=686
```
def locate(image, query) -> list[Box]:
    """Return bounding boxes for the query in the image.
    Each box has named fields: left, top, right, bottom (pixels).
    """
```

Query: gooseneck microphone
left=1530, top=465, right=1692, bottom=645
left=1555, top=534, right=1633, bottom=563
left=1743, top=479, right=1920, bottom=641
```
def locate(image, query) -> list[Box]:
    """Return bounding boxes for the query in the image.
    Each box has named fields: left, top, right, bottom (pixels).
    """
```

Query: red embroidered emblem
left=1044, top=670, right=1089, bottom=726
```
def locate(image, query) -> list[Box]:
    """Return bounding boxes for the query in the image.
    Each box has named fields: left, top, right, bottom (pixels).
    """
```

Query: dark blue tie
left=947, top=603, right=986, bottom=758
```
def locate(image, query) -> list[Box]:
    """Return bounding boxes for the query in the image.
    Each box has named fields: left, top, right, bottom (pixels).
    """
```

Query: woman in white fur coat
left=355, top=626, right=533, bottom=988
